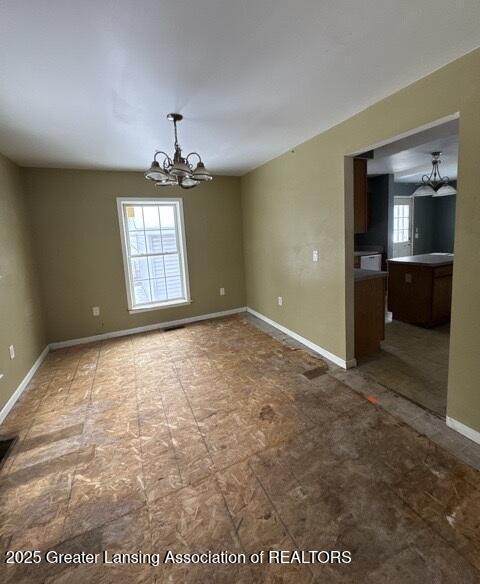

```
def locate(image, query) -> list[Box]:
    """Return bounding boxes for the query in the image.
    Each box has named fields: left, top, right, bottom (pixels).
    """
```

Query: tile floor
left=357, top=320, right=449, bottom=417
left=1, top=314, right=480, bottom=583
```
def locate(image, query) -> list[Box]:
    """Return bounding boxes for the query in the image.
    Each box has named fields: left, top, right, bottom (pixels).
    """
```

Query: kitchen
left=352, top=120, right=457, bottom=416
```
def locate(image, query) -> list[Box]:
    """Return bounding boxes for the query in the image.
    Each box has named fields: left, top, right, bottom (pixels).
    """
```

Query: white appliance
left=360, top=253, right=382, bottom=271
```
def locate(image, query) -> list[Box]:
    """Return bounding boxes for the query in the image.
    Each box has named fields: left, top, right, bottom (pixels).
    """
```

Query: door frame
left=344, top=112, right=459, bottom=370
left=392, top=196, right=414, bottom=258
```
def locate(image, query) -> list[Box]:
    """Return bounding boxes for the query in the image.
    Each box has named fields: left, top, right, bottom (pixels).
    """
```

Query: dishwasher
left=360, top=253, right=382, bottom=271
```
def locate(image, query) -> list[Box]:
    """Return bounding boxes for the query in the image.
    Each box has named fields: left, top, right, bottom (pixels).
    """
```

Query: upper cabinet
left=354, top=157, right=368, bottom=234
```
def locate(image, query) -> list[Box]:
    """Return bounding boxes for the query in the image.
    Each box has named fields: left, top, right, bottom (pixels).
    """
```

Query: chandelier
left=144, top=113, right=213, bottom=189
left=413, top=152, right=456, bottom=197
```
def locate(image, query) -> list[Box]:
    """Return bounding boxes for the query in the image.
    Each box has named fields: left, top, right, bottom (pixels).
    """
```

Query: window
left=393, top=204, right=410, bottom=243
left=117, top=198, right=190, bottom=312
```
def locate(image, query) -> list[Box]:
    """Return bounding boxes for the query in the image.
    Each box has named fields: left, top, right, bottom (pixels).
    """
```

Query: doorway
left=350, top=116, right=458, bottom=418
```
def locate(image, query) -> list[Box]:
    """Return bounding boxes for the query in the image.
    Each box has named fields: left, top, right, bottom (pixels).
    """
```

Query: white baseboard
left=246, top=307, right=356, bottom=369
left=0, top=345, right=50, bottom=425
left=446, top=416, right=480, bottom=446
left=49, top=307, right=247, bottom=350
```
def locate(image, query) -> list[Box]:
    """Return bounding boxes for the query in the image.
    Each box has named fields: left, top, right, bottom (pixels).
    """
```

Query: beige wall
left=242, top=48, right=480, bottom=432
left=23, top=169, right=245, bottom=343
left=2, top=48, right=479, bottom=434
left=0, top=154, right=46, bottom=411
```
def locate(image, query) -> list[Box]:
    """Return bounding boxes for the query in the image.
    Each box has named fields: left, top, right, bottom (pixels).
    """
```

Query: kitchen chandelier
left=144, top=113, right=213, bottom=189
left=413, top=152, right=456, bottom=197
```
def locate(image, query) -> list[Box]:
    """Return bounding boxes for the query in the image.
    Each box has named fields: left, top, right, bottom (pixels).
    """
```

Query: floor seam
left=168, top=328, right=248, bottom=554
left=59, top=342, right=101, bottom=541
left=248, top=459, right=316, bottom=580
left=155, top=334, right=186, bottom=487
left=385, top=480, right=480, bottom=575
left=131, top=335, right=155, bottom=552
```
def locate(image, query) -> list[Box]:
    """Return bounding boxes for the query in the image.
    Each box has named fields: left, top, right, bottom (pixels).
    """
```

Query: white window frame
left=393, top=203, right=410, bottom=243
left=117, top=197, right=191, bottom=314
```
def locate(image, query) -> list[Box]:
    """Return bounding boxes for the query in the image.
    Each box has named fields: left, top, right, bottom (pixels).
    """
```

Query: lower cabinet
left=354, top=275, right=386, bottom=359
left=387, top=262, right=452, bottom=327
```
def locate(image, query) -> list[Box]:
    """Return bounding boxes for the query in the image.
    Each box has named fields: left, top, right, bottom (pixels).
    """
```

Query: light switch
left=277, top=296, right=283, bottom=306
left=312, top=250, right=319, bottom=262
left=219, top=287, right=225, bottom=296
left=405, top=273, right=412, bottom=283
left=9, top=345, right=15, bottom=359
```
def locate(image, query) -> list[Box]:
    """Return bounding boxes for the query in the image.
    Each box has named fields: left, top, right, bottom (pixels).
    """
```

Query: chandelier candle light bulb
left=145, top=113, right=213, bottom=189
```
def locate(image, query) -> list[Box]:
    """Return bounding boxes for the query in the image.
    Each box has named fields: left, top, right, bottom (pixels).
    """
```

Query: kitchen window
left=117, top=198, right=190, bottom=313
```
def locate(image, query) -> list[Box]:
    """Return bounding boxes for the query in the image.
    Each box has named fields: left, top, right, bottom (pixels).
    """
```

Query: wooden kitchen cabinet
left=387, top=254, right=453, bottom=327
left=354, top=157, right=368, bottom=234
left=355, top=271, right=387, bottom=359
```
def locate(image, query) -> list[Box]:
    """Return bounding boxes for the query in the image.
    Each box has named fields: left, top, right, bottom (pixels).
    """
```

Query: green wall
left=0, top=155, right=46, bottom=412
left=23, top=170, right=246, bottom=343
left=241, top=48, right=480, bottom=432
left=2, top=48, right=480, bottom=436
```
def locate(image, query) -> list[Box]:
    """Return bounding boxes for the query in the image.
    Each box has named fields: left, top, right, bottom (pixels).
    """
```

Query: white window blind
left=117, top=199, right=190, bottom=312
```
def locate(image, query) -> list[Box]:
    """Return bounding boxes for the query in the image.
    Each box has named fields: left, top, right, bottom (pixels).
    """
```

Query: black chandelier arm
left=421, top=173, right=433, bottom=184
left=421, top=166, right=449, bottom=187
left=153, top=150, right=173, bottom=168
left=186, top=152, right=202, bottom=166
left=153, top=150, right=170, bottom=161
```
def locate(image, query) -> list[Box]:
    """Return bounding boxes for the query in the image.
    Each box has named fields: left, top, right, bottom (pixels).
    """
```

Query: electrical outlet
left=312, top=250, right=319, bottom=262
left=219, top=287, right=225, bottom=296
left=92, top=306, right=100, bottom=317
left=9, top=345, right=15, bottom=360
left=277, top=296, right=283, bottom=306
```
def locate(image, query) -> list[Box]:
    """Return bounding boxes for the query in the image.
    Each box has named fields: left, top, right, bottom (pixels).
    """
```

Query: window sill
left=128, top=299, right=192, bottom=315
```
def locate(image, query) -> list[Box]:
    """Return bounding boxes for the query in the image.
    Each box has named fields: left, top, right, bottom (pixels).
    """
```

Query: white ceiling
left=0, top=1, right=479, bottom=175
left=368, top=119, right=459, bottom=182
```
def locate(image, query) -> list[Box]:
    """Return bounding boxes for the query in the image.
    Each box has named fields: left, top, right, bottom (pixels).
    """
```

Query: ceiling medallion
left=144, top=113, right=213, bottom=189
left=413, top=152, right=456, bottom=197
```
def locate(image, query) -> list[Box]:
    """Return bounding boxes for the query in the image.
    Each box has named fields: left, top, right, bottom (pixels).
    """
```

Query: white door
left=392, top=197, right=413, bottom=257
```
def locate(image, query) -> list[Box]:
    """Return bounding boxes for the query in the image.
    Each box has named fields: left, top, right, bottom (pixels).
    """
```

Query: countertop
left=354, top=250, right=382, bottom=257
left=354, top=268, right=388, bottom=282
left=387, top=253, right=454, bottom=267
